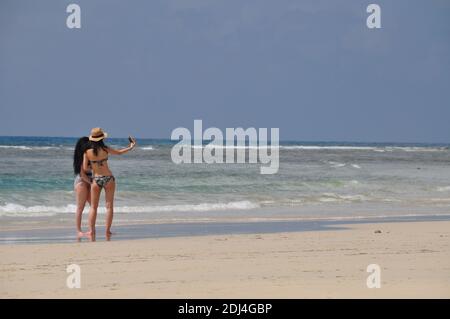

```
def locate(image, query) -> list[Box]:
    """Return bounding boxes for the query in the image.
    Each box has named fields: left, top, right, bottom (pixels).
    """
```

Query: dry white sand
left=1, top=220, right=449, bottom=298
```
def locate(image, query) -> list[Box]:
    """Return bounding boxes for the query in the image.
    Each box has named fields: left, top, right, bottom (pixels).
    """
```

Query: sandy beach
left=1, top=220, right=449, bottom=298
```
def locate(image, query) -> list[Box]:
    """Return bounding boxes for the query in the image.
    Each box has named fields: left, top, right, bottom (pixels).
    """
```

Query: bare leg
left=104, top=179, right=116, bottom=237
left=75, top=182, right=89, bottom=237
left=86, top=184, right=91, bottom=206
left=87, top=182, right=101, bottom=237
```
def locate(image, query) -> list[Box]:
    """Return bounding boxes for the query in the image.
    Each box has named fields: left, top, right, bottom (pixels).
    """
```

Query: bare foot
left=84, top=231, right=96, bottom=242
left=77, top=231, right=84, bottom=238
left=106, top=230, right=113, bottom=241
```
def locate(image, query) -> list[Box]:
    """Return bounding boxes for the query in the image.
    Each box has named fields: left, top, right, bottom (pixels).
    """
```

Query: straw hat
left=89, top=127, right=108, bottom=142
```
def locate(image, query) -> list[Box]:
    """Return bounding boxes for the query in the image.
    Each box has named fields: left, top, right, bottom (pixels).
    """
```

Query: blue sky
left=0, top=0, right=449, bottom=142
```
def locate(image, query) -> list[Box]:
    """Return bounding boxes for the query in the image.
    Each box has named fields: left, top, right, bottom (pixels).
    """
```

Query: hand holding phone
left=128, top=136, right=136, bottom=147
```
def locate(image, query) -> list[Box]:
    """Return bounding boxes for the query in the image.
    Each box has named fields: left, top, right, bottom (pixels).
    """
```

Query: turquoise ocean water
left=1, top=136, right=450, bottom=226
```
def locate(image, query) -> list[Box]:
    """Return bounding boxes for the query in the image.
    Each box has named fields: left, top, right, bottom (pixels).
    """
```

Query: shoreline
left=1, top=214, right=450, bottom=244
left=1, top=219, right=449, bottom=298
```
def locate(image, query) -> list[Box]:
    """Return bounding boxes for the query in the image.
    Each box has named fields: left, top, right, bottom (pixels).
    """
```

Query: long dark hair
left=73, top=137, right=89, bottom=175
left=88, top=139, right=108, bottom=156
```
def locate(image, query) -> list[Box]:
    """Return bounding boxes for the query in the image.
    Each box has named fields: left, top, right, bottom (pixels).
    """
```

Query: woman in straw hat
left=83, top=127, right=136, bottom=239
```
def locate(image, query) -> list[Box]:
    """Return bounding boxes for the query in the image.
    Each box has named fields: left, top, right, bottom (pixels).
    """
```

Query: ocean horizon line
left=0, top=135, right=449, bottom=147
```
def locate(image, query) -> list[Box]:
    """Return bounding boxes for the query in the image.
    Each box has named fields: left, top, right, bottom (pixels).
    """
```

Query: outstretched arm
left=107, top=138, right=137, bottom=155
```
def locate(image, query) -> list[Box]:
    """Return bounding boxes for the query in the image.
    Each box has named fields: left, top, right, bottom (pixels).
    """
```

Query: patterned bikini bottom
left=94, top=175, right=115, bottom=188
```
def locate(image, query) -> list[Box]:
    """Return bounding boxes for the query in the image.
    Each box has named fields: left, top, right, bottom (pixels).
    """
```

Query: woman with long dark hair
left=73, top=136, right=92, bottom=237
left=83, top=128, right=136, bottom=239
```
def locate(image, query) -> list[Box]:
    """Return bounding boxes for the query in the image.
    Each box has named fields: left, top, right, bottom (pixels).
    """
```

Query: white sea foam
left=0, top=145, right=33, bottom=150
left=328, top=161, right=346, bottom=168
left=0, top=145, right=61, bottom=150
left=0, top=203, right=75, bottom=216
left=0, top=201, right=260, bottom=217
left=387, top=147, right=443, bottom=152
left=281, top=146, right=377, bottom=150
left=279, top=146, right=446, bottom=152
left=437, top=186, right=450, bottom=192
left=318, top=193, right=369, bottom=203
left=0, top=144, right=446, bottom=152
left=193, top=145, right=267, bottom=149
